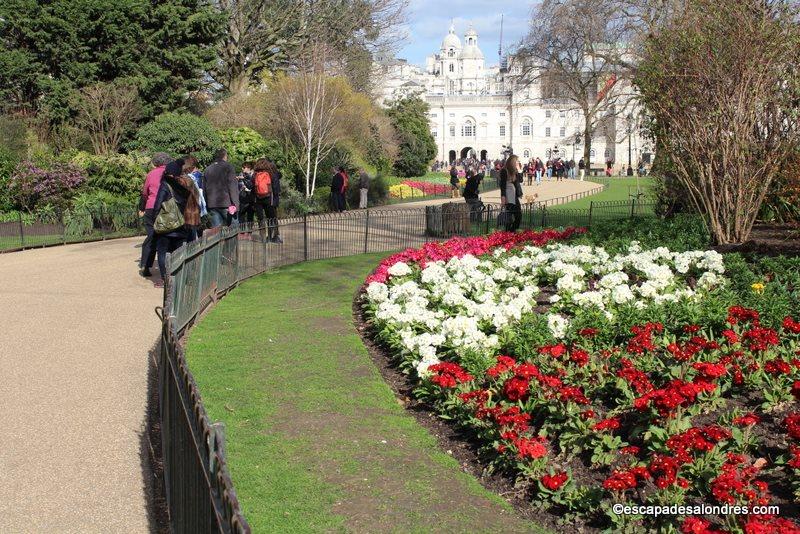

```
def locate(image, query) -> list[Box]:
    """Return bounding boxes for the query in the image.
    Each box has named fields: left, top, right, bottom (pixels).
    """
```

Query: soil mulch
left=713, top=223, right=800, bottom=257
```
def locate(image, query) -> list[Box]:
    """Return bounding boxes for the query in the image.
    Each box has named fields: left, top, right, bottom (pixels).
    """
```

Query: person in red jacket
left=138, top=152, right=171, bottom=277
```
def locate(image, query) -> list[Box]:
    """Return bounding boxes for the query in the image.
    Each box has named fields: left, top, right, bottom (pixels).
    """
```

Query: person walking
left=183, top=155, right=206, bottom=241
left=152, top=159, right=193, bottom=288
left=203, top=149, right=238, bottom=227
left=330, top=167, right=347, bottom=212
left=251, top=158, right=273, bottom=240
left=500, top=155, right=523, bottom=232
left=578, top=158, right=586, bottom=180
left=535, top=157, right=543, bottom=185
left=449, top=165, right=460, bottom=198
left=138, top=152, right=171, bottom=277
left=357, top=168, right=370, bottom=209
left=238, top=161, right=255, bottom=228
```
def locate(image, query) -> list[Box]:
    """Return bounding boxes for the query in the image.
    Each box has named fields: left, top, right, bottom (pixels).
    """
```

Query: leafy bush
left=128, top=112, right=221, bottom=165
left=0, top=146, right=18, bottom=211
left=69, top=151, right=148, bottom=200
left=218, top=127, right=287, bottom=171
left=8, top=160, right=86, bottom=212
left=578, top=214, right=710, bottom=252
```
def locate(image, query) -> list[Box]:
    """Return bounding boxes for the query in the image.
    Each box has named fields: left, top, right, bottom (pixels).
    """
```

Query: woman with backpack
left=251, top=158, right=274, bottom=239
left=152, top=159, right=199, bottom=288
left=499, top=155, right=524, bottom=232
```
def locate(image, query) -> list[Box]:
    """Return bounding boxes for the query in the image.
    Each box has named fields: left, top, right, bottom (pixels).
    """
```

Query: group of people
left=330, top=166, right=371, bottom=212
left=138, top=149, right=282, bottom=288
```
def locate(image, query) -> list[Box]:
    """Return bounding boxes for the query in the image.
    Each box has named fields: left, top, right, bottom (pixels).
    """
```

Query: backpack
left=154, top=183, right=185, bottom=234
left=254, top=171, right=271, bottom=198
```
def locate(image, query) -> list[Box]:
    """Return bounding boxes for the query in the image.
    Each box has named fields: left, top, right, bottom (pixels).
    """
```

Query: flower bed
left=362, top=230, right=800, bottom=533
left=402, top=180, right=452, bottom=196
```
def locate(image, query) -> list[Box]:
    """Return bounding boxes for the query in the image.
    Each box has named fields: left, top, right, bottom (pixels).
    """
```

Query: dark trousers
left=331, top=191, right=345, bottom=212
left=505, top=202, right=522, bottom=232
left=240, top=202, right=254, bottom=225
left=139, top=209, right=156, bottom=270
left=156, top=234, right=186, bottom=280
left=254, top=200, right=280, bottom=240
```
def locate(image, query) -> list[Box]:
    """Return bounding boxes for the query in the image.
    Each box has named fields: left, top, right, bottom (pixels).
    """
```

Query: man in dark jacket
left=203, top=149, right=239, bottom=227
left=330, top=167, right=346, bottom=212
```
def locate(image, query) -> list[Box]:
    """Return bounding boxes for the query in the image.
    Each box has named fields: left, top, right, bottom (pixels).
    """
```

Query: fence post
left=363, top=209, right=369, bottom=254
left=484, top=205, right=491, bottom=234
left=588, top=201, right=594, bottom=228
left=18, top=211, right=24, bottom=249
left=303, top=213, right=308, bottom=261
left=541, top=205, right=547, bottom=228
left=630, top=198, right=636, bottom=218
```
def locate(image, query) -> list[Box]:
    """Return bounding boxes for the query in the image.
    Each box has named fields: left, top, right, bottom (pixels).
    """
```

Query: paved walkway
left=0, top=237, right=159, bottom=533
left=378, top=178, right=602, bottom=210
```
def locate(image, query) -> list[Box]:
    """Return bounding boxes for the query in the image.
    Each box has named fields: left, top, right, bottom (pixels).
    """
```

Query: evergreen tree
left=0, top=0, right=221, bottom=123
left=386, top=96, right=436, bottom=178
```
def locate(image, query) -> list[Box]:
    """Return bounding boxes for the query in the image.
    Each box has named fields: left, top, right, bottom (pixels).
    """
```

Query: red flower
left=617, top=358, right=654, bottom=394
left=788, top=445, right=800, bottom=469
left=681, top=516, right=726, bottom=534
left=727, top=306, right=760, bottom=326
left=503, top=376, right=531, bottom=401
left=649, top=453, right=682, bottom=488
left=785, top=413, right=800, bottom=440
left=621, top=445, right=640, bottom=455
left=540, top=471, right=568, bottom=491
left=592, top=417, right=621, bottom=432
left=427, top=362, right=473, bottom=388
left=539, top=344, right=567, bottom=358
left=733, top=413, right=761, bottom=427
left=569, top=349, right=590, bottom=367
left=742, top=327, right=779, bottom=352
left=558, top=386, right=590, bottom=405
left=793, top=381, right=800, bottom=401
left=486, top=355, right=516, bottom=378
left=741, top=515, right=800, bottom=534
left=692, top=362, right=728, bottom=380
left=722, top=329, right=740, bottom=344
left=515, top=436, right=548, bottom=459
left=684, top=325, right=701, bottom=333
left=764, top=358, right=792, bottom=375
left=783, top=316, right=800, bottom=334
left=627, top=322, right=663, bottom=354
left=578, top=327, right=599, bottom=338
left=603, top=467, right=649, bottom=491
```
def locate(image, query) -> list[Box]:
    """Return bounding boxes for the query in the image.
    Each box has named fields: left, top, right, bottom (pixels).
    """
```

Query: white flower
left=548, top=314, right=569, bottom=339
left=611, top=284, right=636, bottom=304
left=387, top=261, right=412, bottom=277
left=366, top=282, right=388, bottom=303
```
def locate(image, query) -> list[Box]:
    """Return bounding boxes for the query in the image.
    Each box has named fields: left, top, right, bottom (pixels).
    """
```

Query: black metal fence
left=0, top=208, right=142, bottom=252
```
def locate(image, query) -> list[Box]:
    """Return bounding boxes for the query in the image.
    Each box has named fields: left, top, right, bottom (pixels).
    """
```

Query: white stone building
left=374, top=24, right=651, bottom=171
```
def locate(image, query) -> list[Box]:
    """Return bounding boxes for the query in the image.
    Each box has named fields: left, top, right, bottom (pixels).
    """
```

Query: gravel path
left=0, top=237, right=159, bottom=533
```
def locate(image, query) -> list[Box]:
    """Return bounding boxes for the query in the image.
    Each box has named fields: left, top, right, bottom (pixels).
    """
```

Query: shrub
left=217, top=127, right=287, bottom=171
left=69, top=152, right=148, bottom=200
left=128, top=112, right=221, bottom=165
left=9, top=160, right=86, bottom=212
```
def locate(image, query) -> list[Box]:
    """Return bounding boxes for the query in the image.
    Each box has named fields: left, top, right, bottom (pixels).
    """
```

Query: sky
left=396, top=0, right=537, bottom=67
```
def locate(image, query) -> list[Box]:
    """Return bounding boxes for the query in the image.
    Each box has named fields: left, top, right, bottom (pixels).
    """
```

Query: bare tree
left=73, top=83, right=140, bottom=155
left=513, top=0, right=636, bottom=166
left=211, top=0, right=408, bottom=95
left=637, top=0, right=800, bottom=244
left=266, top=48, right=348, bottom=198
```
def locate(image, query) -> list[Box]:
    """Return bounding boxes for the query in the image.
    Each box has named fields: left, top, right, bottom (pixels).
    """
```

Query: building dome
left=441, top=24, right=461, bottom=50
left=459, top=44, right=484, bottom=60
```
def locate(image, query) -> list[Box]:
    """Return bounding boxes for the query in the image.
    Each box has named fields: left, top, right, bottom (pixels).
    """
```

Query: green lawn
left=186, top=254, right=546, bottom=534
left=559, top=177, right=654, bottom=209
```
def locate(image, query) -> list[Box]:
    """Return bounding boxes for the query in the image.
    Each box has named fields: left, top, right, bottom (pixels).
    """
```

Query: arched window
left=449, top=63, right=454, bottom=73
left=523, top=149, right=531, bottom=159
left=521, top=118, right=532, bottom=136
left=461, top=119, right=475, bottom=137
left=448, top=49, right=455, bottom=57
left=604, top=148, right=613, bottom=159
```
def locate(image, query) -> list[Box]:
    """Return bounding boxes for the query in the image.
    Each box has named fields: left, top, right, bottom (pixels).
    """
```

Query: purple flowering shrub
left=9, top=161, right=86, bottom=212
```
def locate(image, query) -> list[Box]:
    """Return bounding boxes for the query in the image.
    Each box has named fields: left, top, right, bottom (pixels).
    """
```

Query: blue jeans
left=535, top=170, right=542, bottom=184
left=208, top=208, right=236, bottom=228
